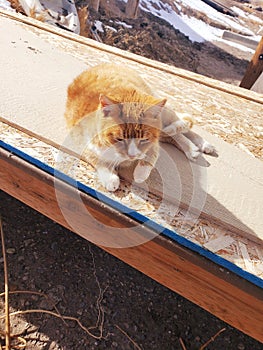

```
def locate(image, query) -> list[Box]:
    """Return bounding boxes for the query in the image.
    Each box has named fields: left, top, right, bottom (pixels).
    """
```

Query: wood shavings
left=238, top=242, right=255, bottom=274
left=204, top=236, right=235, bottom=253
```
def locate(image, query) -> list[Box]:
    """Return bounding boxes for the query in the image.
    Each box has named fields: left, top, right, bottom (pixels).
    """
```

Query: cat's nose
left=128, top=155, right=137, bottom=160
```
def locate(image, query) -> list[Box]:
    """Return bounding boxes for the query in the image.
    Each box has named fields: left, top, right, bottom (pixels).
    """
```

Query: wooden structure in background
left=125, top=0, right=140, bottom=18
left=89, top=0, right=100, bottom=12
left=240, top=36, right=263, bottom=92
left=0, top=9, right=262, bottom=343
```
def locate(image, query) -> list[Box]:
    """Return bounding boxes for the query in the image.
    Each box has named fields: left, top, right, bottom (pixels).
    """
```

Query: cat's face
left=97, top=95, right=166, bottom=162
left=103, top=123, right=159, bottom=161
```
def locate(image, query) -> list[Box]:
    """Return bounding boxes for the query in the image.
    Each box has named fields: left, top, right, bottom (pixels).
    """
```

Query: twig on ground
left=0, top=290, right=65, bottom=325
left=115, top=324, right=142, bottom=350
left=179, top=337, right=187, bottom=350
left=0, top=329, right=26, bottom=350
left=199, top=328, right=226, bottom=350
left=0, top=309, right=103, bottom=340
left=179, top=327, right=226, bottom=350
left=88, top=246, right=108, bottom=338
left=0, top=218, right=11, bottom=350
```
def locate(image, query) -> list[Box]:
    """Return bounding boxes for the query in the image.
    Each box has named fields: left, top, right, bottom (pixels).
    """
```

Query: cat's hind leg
left=168, top=134, right=201, bottom=161
left=184, top=130, right=217, bottom=156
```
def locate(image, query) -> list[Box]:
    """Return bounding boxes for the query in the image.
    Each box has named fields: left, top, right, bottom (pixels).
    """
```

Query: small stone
left=6, top=248, right=16, bottom=254
left=237, top=343, right=245, bottom=350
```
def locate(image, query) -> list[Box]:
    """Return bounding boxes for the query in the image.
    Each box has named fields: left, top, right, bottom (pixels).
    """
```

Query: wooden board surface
left=0, top=12, right=262, bottom=244
left=1, top=146, right=262, bottom=343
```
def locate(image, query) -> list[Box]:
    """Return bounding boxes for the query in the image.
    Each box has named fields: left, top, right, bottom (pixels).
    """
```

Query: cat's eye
left=115, top=137, right=124, bottom=142
left=140, top=139, right=150, bottom=144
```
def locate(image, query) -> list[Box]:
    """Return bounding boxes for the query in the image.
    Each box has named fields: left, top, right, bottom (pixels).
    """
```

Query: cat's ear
left=100, top=94, right=115, bottom=107
left=145, top=99, right=167, bottom=119
left=99, top=94, right=120, bottom=117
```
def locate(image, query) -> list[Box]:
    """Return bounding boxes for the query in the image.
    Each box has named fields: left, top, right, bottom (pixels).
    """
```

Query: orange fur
left=64, top=63, right=165, bottom=127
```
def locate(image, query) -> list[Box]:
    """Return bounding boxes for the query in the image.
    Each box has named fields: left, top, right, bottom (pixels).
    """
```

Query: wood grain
left=240, top=36, right=263, bottom=89
left=1, top=146, right=263, bottom=342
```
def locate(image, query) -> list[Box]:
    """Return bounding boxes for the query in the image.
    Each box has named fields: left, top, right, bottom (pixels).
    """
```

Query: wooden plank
left=0, top=146, right=263, bottom=342
left=240, top=36, right=263, bottom=89
left=201, top=0, right=236, bottom=16
left=222, top=31, right=259, bottom=50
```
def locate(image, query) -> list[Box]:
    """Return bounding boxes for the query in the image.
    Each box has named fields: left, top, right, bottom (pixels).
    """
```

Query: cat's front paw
left=134, top=163, right=152, bottom=183
left=104, top=173, right=120, bottom=191
left=97, top=167, right=120, bottom=191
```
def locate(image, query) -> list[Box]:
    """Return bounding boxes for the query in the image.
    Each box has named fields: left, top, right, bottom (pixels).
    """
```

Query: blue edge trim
left=1, top=139, right=262, bottom=289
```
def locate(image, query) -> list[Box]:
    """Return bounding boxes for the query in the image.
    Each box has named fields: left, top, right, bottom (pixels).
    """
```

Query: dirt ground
left=75, top=0, right=262, bottom=85
left=1, top=191, right=263, bottom=350
left=1, top=0, right=263, bottom=349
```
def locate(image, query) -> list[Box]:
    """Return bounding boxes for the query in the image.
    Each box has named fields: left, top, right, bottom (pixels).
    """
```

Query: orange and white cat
left=64, top=63, right=216, bottom=191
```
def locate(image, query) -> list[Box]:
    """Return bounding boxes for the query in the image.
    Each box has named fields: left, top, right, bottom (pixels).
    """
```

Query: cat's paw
left=200, top=141, right=218, bottom=156
left=104, top=173, right=120, bottom=192
left=185, top=146, right=201, bottom=161
left=134, top=164, right=152, bottom=183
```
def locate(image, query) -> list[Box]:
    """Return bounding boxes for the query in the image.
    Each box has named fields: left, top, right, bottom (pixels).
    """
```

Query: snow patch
left=140, top=0, right=205, bottom=42
left=94, top=20, right=104, bottom=33
left=115, top=20, right=133, bottom=28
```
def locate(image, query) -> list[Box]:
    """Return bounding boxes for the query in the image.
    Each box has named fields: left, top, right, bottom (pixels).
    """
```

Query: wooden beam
left=240, top=36, right=263, bottom=89
left=201, top=0, right=236, bottom=16
left=125, top=0, right=140, bottom=18
left=222, top=31, right=259, bottom=50
left=1, top=146, right=262, bottom=342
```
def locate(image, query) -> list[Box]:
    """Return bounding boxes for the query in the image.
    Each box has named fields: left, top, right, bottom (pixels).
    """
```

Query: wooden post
left=125, top=0, right=140, bottom=18
left=89, top=0, right=100, bottom=12
left=240, top=36, right=263, bottom=89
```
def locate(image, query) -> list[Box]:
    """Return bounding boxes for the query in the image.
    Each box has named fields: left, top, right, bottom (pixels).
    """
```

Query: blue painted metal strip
left=1, top=139, right=262, bottom=289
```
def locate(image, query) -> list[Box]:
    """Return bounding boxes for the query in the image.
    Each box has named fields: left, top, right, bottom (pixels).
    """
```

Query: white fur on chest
left=88, top=142, right=126, bottom=165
